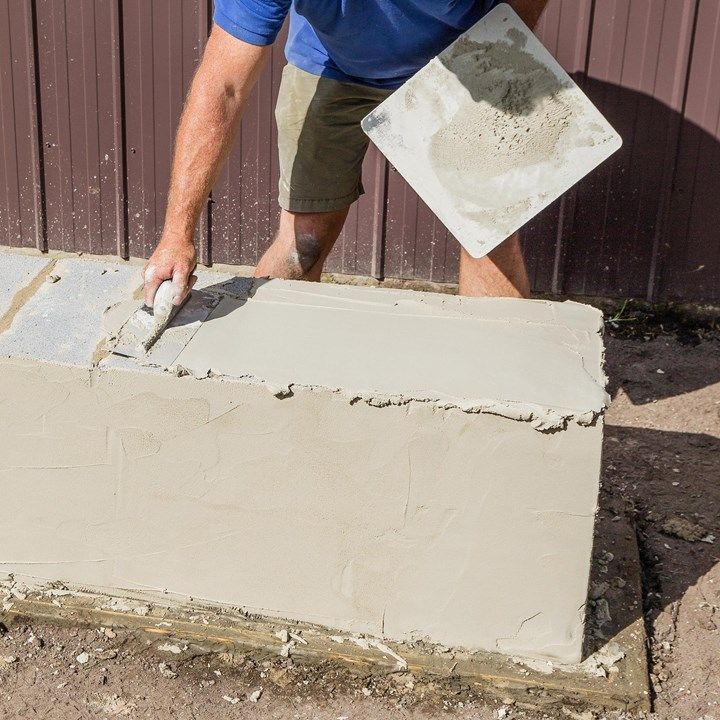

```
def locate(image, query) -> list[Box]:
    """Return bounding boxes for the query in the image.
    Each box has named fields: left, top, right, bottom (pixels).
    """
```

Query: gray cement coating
left=0, top=358, right=601, bottom=662
left=0, top=250, right=607, bottom=663
left=0, top=251, right=53, bottom=318
left=0, top=257, right=137, bottom=366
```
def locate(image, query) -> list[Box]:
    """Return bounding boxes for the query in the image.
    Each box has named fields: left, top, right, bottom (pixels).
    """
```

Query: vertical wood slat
left=524, top=0, right=594, bottom=295
left=369, top=148, right=388, bottom=279
left=35, top=0, right=123, bottom=254
left=196, top=0, right=211, bottom=266
left=562, top=0, right=699, bottom=299
left=123, top=0, right=207, bottom=260
left=0, top=0, right=44, bottom=249
left=110, top=0, right=127, bottom=259
left=660, top=0, right=720, bottom=301
left=36, top=0, right=73, bottom=251
left=643, top=1, right=699, bottom=301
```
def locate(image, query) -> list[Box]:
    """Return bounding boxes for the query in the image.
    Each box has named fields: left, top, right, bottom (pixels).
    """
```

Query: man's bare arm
left=505, top=0, right=549, bottom=30
left=143, top=27, right=270, bottom=307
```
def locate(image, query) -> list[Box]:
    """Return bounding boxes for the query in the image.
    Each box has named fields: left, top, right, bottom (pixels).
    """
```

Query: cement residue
left=134, top=367, right=605, bottom=432
left=99, top=280, right=609, bottom=432
left=429, top=29, right=574, bottom=211
left=1, top=579, right=637, bottom=694
left=363, top=6, right=621, bottom=258
left=0, top=259, right=58, bottom=334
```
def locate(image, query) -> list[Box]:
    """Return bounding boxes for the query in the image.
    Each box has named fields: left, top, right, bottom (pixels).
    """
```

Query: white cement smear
left=363, top=4, right=622, bottom=258
left=0, top=257, right=137, bottom=366
left=0, top=251, right=53, bottom=318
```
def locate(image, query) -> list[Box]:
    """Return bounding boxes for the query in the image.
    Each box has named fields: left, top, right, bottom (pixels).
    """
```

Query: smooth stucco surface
left=172, top=281, right=608, bottom=431
left=0, top=251, right=606, bottom=663
left=0, top=358, right=601, bottom=662
left=363, top=4, right=621, bottom=258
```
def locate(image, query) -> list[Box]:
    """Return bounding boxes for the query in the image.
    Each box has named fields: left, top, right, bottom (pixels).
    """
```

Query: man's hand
left=142, top=26, right=270, bottom=308
left=142, top=235, right=198, bottom=308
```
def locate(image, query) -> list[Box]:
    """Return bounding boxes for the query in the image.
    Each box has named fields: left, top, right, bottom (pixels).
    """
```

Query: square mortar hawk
left=362, top=3, right=622, bottom=258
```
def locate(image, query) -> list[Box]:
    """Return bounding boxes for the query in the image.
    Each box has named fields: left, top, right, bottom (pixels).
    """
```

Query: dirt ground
left=1, top=302, right=718, bottom=720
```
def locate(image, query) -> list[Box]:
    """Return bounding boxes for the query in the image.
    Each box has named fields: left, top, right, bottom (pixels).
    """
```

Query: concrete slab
left=0, top=257, right=138, bottom=367
left=173, top=280, right=608, bottom=430
left=0, top=251, right=53, bottom=319
left=0, top=250, right=609, bottom=665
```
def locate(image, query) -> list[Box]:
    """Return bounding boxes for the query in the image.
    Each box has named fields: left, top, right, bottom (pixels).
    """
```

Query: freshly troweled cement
left=362, top=3, right=622, bottom=258
left=168, top=280, right=608, bottom=431
left=0, top=251, right=607, bottom=663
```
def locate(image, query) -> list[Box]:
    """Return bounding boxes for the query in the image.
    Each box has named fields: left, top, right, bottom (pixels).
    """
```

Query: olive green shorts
left=275, top=64, right=392, bottom=213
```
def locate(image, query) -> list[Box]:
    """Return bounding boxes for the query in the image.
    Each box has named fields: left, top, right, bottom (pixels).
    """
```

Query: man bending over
left=143, top=0, right=549, bottom=307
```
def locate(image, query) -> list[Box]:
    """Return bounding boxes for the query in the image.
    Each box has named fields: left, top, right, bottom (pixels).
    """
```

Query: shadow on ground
left=584, top=331, right=720, bottom=710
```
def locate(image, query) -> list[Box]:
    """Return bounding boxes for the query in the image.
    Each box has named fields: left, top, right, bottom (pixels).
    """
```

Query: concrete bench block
left=0, top=254, right=607, bottom=663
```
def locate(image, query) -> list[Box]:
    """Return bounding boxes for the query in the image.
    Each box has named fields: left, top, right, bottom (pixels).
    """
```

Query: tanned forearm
left=143, top=26, right=270, bottom=307
left=505, top=0, right=549, bottom=30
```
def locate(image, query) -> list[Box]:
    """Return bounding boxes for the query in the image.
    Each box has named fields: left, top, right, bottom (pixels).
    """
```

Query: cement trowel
left=112, top=280, right=186, bottom=355
left=362, top=2, right=622, bottom=259
left=109, top=279, right=219, bottom=365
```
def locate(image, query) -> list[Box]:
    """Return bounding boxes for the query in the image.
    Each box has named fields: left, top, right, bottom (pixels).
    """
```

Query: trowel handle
left=152, top=280, right=176, bottom=324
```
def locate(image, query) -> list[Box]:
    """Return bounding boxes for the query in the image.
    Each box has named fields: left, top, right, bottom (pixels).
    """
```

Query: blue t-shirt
left=214, top=0, right=497, bottom=89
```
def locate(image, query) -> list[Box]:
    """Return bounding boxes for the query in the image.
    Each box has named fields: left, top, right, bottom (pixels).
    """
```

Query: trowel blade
left=111, top=289, right=219, bottom=366
left=111, top=302, right=159, bottom=358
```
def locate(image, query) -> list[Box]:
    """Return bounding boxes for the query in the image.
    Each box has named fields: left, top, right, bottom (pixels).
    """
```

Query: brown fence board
left=562, top=0, right=700, bottom=299
left=123, top=0, right=207, bottom=260
left=0, top=0, right=44, bottom=249
left=522, top=0, right=593, bottom=294
left=35, top=0, right=123, bottom=254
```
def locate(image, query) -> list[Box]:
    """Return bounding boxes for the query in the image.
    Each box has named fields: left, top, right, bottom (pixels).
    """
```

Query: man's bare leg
left=255, top=208, right=348, bottom=281
left=458, top=232, right=531, bottom=298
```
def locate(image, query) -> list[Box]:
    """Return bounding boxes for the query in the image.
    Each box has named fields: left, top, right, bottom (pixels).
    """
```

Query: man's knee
left=254, top=208, right=347, bottom=280
left=293, top=232, right=325, bottom=274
